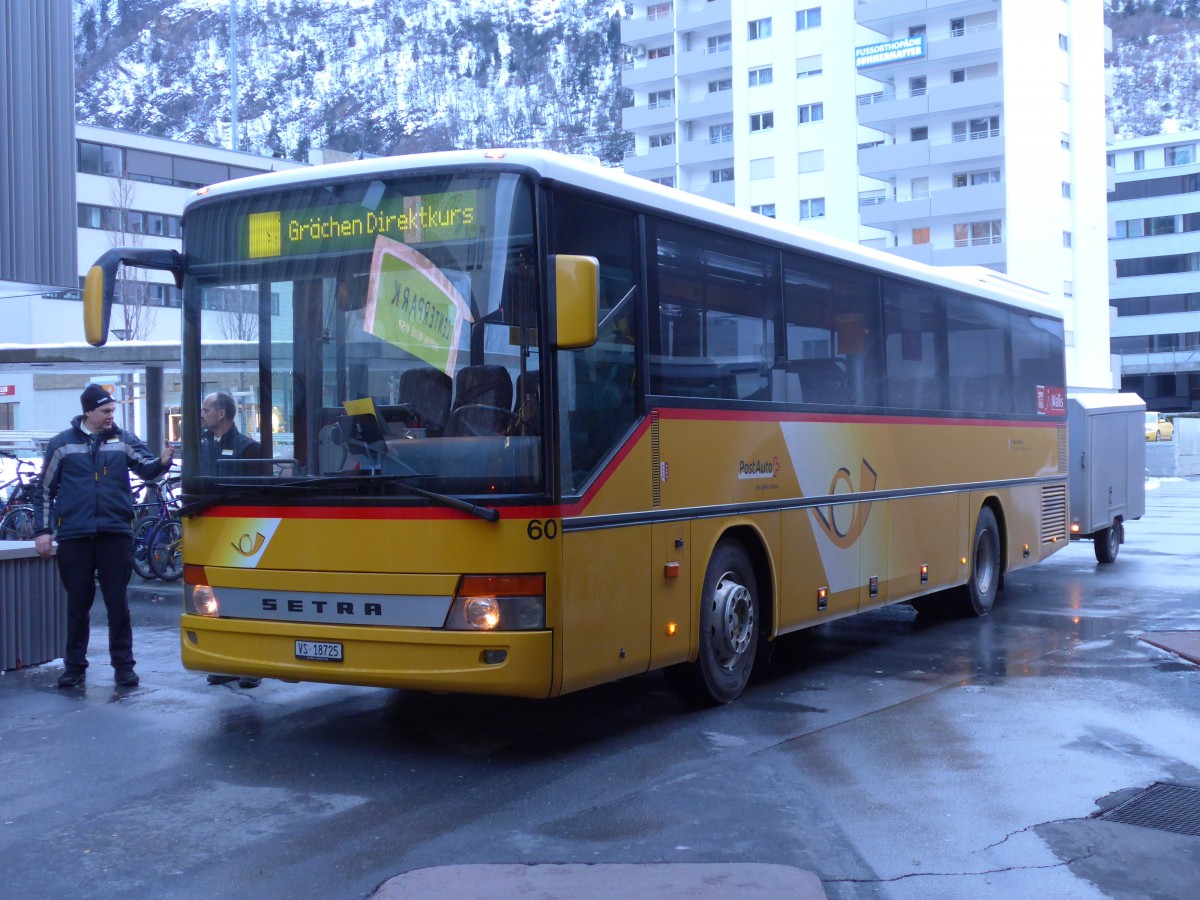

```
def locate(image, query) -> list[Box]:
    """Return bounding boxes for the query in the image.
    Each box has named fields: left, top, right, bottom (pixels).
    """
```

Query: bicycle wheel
left=0, top=505, right=34, bottom=540
left=148, top=519, right=183, bottom=581
left=132, top=515, right=160, bottom=580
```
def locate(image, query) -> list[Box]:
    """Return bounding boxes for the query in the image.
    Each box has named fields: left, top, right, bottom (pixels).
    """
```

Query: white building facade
left=620, top=0, right=1115, bottom=392
left=1109, top=131, right=1200, bottom=413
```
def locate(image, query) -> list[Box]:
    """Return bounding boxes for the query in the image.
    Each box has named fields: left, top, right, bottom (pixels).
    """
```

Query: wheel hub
left=712, top=572, right=754, bottom=668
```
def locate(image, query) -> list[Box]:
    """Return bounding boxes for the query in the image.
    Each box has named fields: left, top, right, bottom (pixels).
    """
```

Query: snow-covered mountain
left=74, top=0, right=632, bottom=164
left=72, top=0, right=1200, bottom=167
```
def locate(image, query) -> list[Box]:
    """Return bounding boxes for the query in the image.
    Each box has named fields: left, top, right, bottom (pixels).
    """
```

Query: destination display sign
left=242, top=190, right=479, bottom=259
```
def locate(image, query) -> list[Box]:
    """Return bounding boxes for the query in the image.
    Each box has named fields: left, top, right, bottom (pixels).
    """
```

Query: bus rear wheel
left=665, top=539, right=759, bottom=706
left=957, top=506, right=1001, bottom=617
left=1094, top=518, right=1122, bottom=564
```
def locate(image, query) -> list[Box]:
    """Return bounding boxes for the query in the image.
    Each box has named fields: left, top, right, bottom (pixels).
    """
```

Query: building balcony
left=857, top=90, right=929, bottom=127
left=623, top=143, right=678, bottom=176
left=889, top=235, right=1006, bottom=268
left=930, top=180, right=1004, bottom=218
left=856, top=78, right=1001, bottom=128
left=859, top=181, right=1004, bottom=228
left=678, top=46, right=732, bottom=78
left=856, top=0, right=979, bottom=31
left=858, top=140, right=932, bottom=176
left=623, top=100, right=679, bottom=132
left=1116, top=347, right=1200, bottom=377
left=678, top=90, right=733, bottom=122
left=928, top=25, right=1001, bottom=63
left=930, top=131, right=1004, bottom=167
left=621, top=56, right=676, bottom=89
left=679, top=137, right=735, bottom=166
left=621, top=11, right=675, bottom=46
left=859, top=193, right=930, bottom=227
left=677, top=0, right=731, bottom=29
left=690, top=179, right=735, bottom=205
left=929, top=77, right=1003, bottom=114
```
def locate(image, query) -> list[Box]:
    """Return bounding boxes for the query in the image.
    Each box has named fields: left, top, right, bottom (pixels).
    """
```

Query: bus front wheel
left=665, top=539, right=759, bottom=706
left=957, top=507, right=1001, bottom=617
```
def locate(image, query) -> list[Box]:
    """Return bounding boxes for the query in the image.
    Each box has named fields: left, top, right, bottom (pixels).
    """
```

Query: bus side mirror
left=550, top=255, right=598, bottom=350
left=83, top=248, right=186, bottom=346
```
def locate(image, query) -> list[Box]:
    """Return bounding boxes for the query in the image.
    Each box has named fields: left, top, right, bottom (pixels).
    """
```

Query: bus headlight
left=445, top=574, right=545, bottom=631
left=184, top=565, right=220, bottom=617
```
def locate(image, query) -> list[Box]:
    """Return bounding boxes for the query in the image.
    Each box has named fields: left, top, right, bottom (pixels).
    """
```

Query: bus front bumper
left=180, top=613, right=554, bottom=698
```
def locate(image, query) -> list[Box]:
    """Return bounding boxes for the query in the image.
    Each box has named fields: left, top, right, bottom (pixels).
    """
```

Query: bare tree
left=216, top=287, right=259, bottom=341
left=106, top=171, right=157, bottom=341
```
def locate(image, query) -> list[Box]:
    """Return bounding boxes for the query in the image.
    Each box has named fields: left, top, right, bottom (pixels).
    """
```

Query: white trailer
left=1067, top=393, right=1146, bottom=563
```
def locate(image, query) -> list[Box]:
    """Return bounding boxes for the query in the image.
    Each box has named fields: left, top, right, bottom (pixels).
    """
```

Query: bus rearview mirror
left=551, top=255, right=599, bottom=349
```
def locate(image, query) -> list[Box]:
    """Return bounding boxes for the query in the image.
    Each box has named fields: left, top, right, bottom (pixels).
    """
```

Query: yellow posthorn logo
left=813, top=459, right=878, bottom=548
left=247, top=211, right=282, bottom=258
left=232, top=532, right=267, bottom=557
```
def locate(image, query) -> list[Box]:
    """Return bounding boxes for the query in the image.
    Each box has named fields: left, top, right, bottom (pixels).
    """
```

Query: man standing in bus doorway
left=199, top=390, right=262, bottom=689
left=34, top=384, right=174, bottom=689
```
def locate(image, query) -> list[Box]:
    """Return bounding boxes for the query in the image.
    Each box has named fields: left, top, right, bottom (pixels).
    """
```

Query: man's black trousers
left=57, top=533, right=136, bottom=672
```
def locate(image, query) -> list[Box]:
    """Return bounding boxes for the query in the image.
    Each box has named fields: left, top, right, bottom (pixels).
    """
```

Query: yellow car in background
left=1146, top=411, right=1174, bottom=442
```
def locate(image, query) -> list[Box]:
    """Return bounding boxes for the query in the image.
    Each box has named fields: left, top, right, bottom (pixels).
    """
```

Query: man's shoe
left=237, top=677, right=262, bottom=689
left=57, top=669, right=85, bottom=689
left=207, top=674, right=238, bottom=685
left=115, top=668, right=140, bottom=687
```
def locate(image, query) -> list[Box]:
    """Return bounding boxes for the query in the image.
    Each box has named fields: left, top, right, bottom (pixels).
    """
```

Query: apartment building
left=1109, top=131, right=1200, bottom=413
left=620, top=0, right=1115, bottom=391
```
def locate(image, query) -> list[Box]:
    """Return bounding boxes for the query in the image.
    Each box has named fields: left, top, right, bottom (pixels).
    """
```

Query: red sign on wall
left=1036, top=385, right=1066, bottom=416
left=0, top=385, right=14, bottom=397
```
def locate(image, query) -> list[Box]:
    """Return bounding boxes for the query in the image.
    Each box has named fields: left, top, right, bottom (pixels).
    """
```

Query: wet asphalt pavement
left=2, top=478, right=1200, bottom=899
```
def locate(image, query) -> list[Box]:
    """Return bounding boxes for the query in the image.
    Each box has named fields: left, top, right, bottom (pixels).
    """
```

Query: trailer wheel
left=956, top=507, right=1001, bottom=617
left=664, top=539, right=758, bottom=706
left=1094, top=518, right=1122, bottom=564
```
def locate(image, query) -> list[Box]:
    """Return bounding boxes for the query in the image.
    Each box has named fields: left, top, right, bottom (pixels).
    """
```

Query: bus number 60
left=527, top=519, right=558, bottom=540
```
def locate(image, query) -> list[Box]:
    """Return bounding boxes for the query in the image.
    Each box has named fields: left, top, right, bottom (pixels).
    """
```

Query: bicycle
left=131, top=476, right=181, bottom=580
left=0, top=452, right=41, bottom=541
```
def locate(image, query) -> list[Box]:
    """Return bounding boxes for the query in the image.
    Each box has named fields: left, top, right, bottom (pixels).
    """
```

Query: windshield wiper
left=181, top=474, right=499, bottom=522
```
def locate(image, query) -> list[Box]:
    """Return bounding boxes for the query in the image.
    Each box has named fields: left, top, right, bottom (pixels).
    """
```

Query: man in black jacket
left=199, top=390, right=263, bottom=689
left=199, top=390, right=261, bottom=476
left=34, top=384, right=174, bottom=688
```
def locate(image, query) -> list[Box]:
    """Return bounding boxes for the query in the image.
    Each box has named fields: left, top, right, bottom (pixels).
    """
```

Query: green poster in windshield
left=362, top=235, right=473, bottom=374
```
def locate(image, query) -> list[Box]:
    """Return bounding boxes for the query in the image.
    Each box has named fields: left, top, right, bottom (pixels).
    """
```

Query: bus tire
left=1094, top=519, right=1122, bottom=564
left=957, top=506, right=1001, bottom=617
left=665, top=539, right=759, bottom=706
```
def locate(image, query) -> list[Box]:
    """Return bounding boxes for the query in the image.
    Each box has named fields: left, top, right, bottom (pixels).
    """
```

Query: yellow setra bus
left=84, top=150, right=1069, bottom=705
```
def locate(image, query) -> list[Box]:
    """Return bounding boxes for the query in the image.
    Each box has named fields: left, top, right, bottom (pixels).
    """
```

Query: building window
left=749, top=66, right=773, bottom=87
left=752, top=204, right=776, bottom=218
left=749, top=157, right=775, bottom=180
left=711, top=167, right=735, bottom=184
left=651, top=175, right=675, bottom=187
left=909, top=76, right=927, bottom=97
left=1059, top=33, right=1069, bottom=51
left=909, top=25, right=926, bottom=37
left=912, top=227, right=931, bottom=245
left=796, top=56, right=822, bottom=80
left=1060, top=132, right=1071, bottom=149
left=649, top=132, right=674, bottom=148
left=951, top=68, right=966, bottom=83
left=707, top=34, right=731, bottom=54
left=647, top=45, right=672, bottom=60
left=952, top=116, right=999, bottom=141
left=1166, top=144, right=1196, bottom=166
left=953, top=169, right=1000, bottom=187
left=796, top=7, right=821, bottom=30
left=1134, top=149, right=1145, bottom=170
left=797, top=102, right=824, bottom=124
left=954, top=220, right=1002, bottom=246
left=950, top=17, right=965, bottom=37
left=648, top=89, right=674, bottom=109
left=1061, top=83, right=1070, bottom=100
left=1063, top=231, right=1072, bottom=248
left=750, top=112, right=775, bottom=132
left=909, top=177, right=929, bottom=199
left=799, top=197, right=826, bottom=219
left=1064, top=281, right=1074, bottom=297
left=77, top=141, right=125, bottom=176
left=1062, top=181, right=1071, bottom=198
left=748, top=17, right=771, bottom=40
left=647, top=2, right=672, bottom=21
left=1107, top=152, right=1116, bottom=168
left=709, top=123, right=733, bottom=144
left=797, top=149, right=824, bottom=173
left=910, top=126, right=928, bottom=142
left=708, top=78, right=732, bottom=93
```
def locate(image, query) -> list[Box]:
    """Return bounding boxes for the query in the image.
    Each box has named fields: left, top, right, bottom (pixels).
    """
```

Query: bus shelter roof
left=0, top=340, right=270, bottom=374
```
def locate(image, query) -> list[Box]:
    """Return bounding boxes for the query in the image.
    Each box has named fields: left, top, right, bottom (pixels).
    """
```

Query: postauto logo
left=737, top=456, right=780, bottom=480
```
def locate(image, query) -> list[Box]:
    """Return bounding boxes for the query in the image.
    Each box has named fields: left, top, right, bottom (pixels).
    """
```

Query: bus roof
left=186, top=148, right=1061, bottom=319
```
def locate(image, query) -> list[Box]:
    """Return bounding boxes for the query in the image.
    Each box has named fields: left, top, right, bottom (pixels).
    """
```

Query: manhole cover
left=1099, top=783, right=1200, bottom=837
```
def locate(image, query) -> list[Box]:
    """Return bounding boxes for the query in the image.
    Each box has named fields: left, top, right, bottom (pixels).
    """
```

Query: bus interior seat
left=790, top=357, right=855, bottom=405
left=651, top=358, right=736, bottom=399
left=395, top=368, right=452, bottom=434
left=444, top=365, right=516, bottom=436
left=513, top=370, right=541, bottom=433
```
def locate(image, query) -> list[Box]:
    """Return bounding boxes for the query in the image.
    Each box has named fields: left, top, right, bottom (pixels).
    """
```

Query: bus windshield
left=181, top=171, right=543, bottom=499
